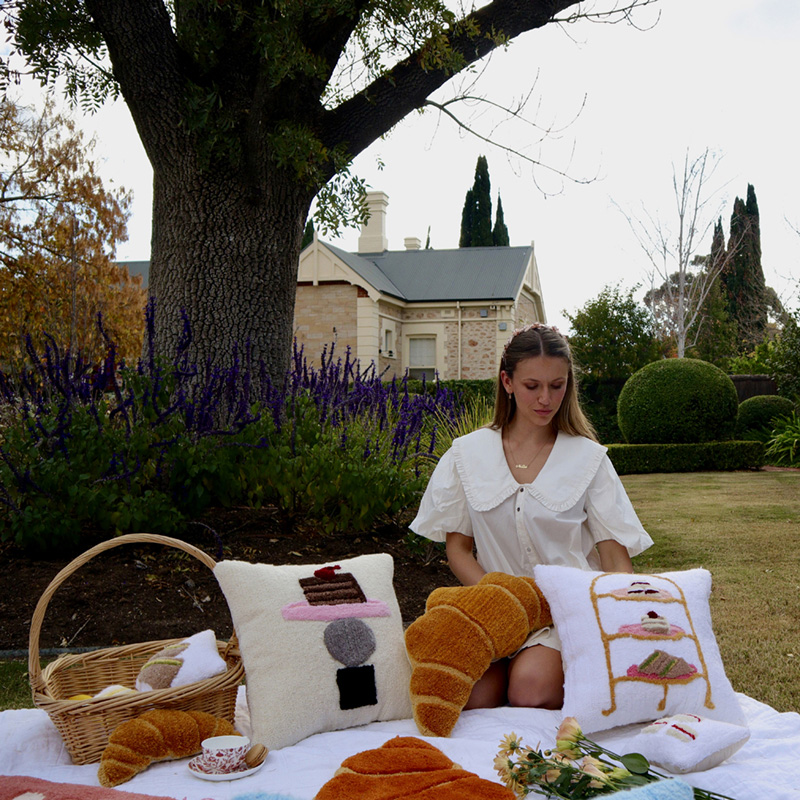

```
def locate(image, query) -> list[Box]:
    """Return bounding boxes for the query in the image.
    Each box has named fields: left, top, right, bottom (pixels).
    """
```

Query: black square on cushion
left=336, top=665, right=377, bottom=710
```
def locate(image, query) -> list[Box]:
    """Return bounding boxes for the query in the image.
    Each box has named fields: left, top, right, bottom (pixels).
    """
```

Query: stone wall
left=294, top=283, right=358, bottom=364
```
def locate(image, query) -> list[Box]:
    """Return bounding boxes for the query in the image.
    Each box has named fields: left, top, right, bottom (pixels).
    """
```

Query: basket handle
left=28, top=533, right=223, bottom=694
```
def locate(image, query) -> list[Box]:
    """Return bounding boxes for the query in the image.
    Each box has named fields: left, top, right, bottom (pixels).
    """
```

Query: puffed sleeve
left=585, top=456, right=653, bottom=557
left=409, top=448, right=473, bottom=543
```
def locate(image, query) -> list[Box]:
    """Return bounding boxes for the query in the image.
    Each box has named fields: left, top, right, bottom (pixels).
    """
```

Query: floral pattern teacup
left=197, top=735, right=249, bottom=774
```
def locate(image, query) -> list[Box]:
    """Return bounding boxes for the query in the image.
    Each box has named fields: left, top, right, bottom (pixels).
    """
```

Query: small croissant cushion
left=404, top=572, right=552, bottom=737
left=98, top=709, right=237, bottom=787
left=314, top=735, right=515, bottom=799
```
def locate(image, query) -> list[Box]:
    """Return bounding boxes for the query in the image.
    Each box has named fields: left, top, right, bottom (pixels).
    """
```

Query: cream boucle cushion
left=533, top=565, right=745, bottom=734
left=214, top=554, right=411, bottom=750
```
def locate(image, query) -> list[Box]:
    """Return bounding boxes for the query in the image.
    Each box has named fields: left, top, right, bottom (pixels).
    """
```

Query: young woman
left=410, top=323, right=653, bottom=710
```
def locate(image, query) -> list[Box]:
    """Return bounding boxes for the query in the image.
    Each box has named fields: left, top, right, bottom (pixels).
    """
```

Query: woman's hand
left=596, top=539, right=634, bottom=573
left=445, top=531, right=486, bottom=585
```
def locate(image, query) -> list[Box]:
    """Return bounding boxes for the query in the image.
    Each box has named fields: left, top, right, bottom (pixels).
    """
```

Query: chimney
left=404, top=237, right=422, bottom=251
left=358, top=191, right=389, bottom=253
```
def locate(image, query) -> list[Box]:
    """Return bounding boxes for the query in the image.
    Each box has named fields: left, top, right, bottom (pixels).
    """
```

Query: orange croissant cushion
left=405, top=572, right=552, bottom=737
left=314, top=736, right=515, bottom=799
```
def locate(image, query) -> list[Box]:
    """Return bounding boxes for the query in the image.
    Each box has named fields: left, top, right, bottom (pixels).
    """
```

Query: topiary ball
left=617, top=359, right=738, bottom=444
left=736, top=394, right=795, bottom=440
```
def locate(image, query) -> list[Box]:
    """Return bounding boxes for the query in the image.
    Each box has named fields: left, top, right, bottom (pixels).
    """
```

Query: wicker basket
left=28, top=533, right=245, bottom=765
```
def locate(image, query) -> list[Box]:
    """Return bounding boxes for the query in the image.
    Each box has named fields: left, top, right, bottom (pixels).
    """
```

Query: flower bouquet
left=494, top=718, right=736, bottom=799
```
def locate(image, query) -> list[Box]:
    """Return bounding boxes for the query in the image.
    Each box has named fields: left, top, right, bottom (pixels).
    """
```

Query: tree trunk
left=149, top=163, right=315, bottom=385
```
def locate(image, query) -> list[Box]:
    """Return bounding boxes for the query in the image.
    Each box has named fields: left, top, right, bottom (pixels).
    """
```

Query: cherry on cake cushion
left=214, top=554, right=412, bottom=750
left=533, top=565, right=745, bottom=734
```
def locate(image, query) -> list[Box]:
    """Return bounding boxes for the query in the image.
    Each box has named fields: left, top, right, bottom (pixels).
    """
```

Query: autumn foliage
left=0, top=97, right=145, bottom=367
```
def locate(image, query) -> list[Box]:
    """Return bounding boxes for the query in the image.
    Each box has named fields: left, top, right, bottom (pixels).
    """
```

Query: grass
left=2, top=470, right=799, bottom=714
left=626, top=470, right=800, bottom=714
left=0, top=660, right=33, bottom=710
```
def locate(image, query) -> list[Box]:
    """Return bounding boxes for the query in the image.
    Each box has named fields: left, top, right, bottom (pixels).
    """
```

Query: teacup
left=199, top=735, right=250, bottom=774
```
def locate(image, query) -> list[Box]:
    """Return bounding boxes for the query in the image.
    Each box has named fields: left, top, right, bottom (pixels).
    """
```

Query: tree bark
left=81, top=0, right=585, bottom=385
left=150, top=164, right=315, bottom=382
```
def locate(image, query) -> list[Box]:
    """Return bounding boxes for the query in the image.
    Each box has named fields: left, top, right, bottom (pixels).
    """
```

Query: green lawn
left=626, top=470, right=800, bottom=713
left=3, top=470, right=799, bottom=713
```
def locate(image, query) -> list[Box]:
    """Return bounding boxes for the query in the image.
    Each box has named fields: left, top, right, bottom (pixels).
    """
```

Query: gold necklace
left=505, top=435, right=550, bottom=470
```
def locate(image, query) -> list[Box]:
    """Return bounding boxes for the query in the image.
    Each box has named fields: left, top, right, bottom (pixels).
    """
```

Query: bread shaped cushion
left=405, top=572, right=552, bottom=737
left=314, top=736, right=515, bottom=799
left=97, top=709, right=237, bottom=787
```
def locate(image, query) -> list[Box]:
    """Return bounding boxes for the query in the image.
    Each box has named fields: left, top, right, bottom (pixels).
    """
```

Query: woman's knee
left=507, top=676, right=563, bottom=709
left=507, top=647, right=564, bottom=709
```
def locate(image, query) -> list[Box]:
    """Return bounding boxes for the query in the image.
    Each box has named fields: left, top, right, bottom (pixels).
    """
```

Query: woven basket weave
left=28, top=533, right=245, bottom=765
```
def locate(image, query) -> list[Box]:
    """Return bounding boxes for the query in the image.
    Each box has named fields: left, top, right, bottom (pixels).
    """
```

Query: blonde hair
left=490, top=324, right=597, bottom=441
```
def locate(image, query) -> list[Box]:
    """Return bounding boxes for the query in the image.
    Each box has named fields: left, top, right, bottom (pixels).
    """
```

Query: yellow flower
left=494, top=753, right=512, bottom=781
left=498, top=732, right=523, bottom=756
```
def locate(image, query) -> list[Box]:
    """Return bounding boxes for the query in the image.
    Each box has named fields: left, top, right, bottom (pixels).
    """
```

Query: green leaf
left=620, top=752, right=651, bottom=774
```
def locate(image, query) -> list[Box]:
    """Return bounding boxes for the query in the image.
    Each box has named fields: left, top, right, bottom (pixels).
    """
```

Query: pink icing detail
left=617, top=623, right=685, bottom=638
left=281, top=598, right=390, bottom=621
left=626, top=663, right=697, bottom=680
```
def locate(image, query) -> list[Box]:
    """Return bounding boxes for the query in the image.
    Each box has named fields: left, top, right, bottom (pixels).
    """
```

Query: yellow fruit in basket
left=68, top=694, right=93, bottom=701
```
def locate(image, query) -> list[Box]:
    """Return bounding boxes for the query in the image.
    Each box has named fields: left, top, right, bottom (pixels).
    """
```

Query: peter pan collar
left=451, top=427, right=607, bottom=513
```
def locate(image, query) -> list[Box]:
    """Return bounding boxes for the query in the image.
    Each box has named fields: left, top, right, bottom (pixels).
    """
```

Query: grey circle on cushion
left=324, top=618, right=376, bottom=666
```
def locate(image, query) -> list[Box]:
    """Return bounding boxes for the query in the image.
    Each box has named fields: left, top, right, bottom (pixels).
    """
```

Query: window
left=384, top=329, right=394, bottom=357
left=408, top=336, right=436, bottom=380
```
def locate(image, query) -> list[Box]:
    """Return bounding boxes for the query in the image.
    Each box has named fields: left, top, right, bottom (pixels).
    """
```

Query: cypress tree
left=459, top=156, right=493, bottom=247
left=722, top=184, right=767, bottom=350
left=459, top=188, right=474, bottom=247
left=492, top=195, right=510, bottom=246
left=709, top=217, right=726, bottom=272
left=301, top=218, right=315, bottom=250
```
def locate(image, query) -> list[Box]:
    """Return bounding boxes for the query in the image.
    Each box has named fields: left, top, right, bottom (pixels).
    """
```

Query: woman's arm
left=445, top=531, right=486, bottom=585
left=596, top=539, right=634, bottom=573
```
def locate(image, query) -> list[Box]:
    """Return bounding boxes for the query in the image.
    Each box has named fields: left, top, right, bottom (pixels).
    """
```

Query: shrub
left=0, top=304, right=460, bottom=554
left=617, top=359, right=738, bottom=444
left=607, top=441, right=764, bottom=474
left=736, top=395, right=796, bottom=441
left=578, top=376, right=626, bottom=444
left=765, top=413, right=800, bottom=467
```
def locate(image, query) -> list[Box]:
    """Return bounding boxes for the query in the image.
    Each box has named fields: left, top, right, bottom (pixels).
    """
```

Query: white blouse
left=410, top=428, right=653, bottom=575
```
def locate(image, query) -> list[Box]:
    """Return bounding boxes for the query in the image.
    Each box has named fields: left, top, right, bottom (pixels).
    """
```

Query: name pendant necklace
left=506, top=436, right=549, bottom=470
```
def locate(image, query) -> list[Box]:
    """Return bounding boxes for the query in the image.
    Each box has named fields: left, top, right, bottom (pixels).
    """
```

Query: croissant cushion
left=405, top=572, right=552, bottom=737
left=314, top=735, right=515, bottom=799
left=97, top=709, right=237, bottom=787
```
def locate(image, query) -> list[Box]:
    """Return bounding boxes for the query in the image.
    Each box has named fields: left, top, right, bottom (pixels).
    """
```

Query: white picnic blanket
left=0, top=689, right=798, bottom=799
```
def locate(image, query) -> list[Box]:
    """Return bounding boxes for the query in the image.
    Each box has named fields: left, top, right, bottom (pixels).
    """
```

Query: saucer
left=188, top=755, right=265, bottom=781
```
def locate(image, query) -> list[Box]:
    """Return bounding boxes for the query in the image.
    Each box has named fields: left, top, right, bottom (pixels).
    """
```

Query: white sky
left=40, top=0, right=800, bottom=333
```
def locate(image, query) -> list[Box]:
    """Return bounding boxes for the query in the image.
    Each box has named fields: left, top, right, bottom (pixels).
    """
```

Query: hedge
left=606, top=440, right=765, bottom=475
left=617, top=359, right=738, bottom=444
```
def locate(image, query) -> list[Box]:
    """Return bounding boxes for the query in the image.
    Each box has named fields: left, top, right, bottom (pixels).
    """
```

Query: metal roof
left=322, top=243, right=533, bottom=302
left=121, top=244, right=534, bottom=303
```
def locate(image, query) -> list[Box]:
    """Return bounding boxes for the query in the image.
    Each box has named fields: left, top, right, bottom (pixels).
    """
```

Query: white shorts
left=512, top=624, right=562, bottom=655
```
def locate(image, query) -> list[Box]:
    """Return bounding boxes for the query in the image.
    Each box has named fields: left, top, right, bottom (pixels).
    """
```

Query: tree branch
left=320, top=0, right=581, bottom=161
left=319, top=0, right=654, bottom=165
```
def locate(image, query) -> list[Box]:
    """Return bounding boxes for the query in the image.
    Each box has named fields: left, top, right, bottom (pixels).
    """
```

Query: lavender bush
left=0, top=301, right=459, bottom=554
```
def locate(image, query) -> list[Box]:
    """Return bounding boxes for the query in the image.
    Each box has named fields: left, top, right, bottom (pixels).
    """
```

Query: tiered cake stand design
left=589, top=574, right=715, bottom=717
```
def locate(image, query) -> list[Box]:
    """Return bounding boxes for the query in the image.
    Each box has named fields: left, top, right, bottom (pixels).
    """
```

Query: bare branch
left=618, top=148, right=740, bottom=357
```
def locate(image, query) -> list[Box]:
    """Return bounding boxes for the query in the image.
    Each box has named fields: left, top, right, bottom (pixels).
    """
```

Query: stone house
left=296, top=191, right=547, bottom=380
left=119, top=191, right=548, bottom=380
